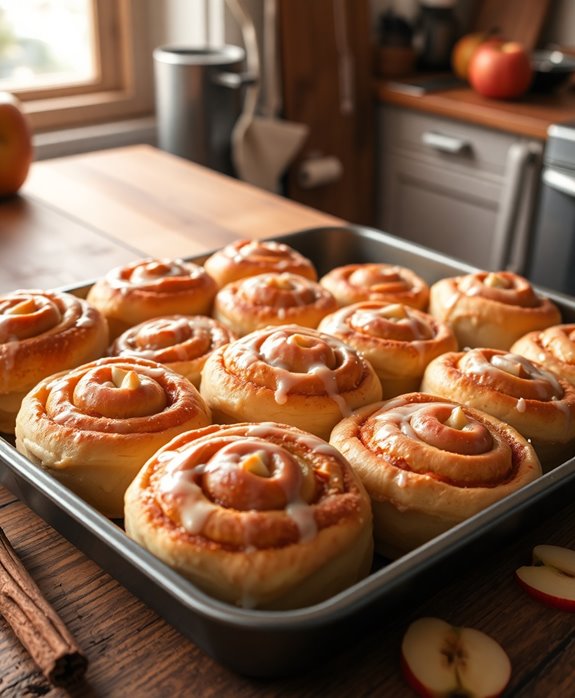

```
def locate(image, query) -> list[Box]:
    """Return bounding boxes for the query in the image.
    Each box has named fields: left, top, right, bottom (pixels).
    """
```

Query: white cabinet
left=376, top=105, right=543, bottom=272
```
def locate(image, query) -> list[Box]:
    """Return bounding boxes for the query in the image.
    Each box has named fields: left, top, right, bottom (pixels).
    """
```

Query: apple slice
left=515, top=544, right=575, bottom=611
left=401, top=617, right=511, bottom=698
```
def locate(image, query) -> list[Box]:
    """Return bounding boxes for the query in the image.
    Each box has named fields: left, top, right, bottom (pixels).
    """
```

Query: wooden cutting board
left=471, top=0, right=551, bottom=50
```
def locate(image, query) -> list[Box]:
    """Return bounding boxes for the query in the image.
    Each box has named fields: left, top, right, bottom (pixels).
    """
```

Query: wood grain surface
left=1, top=145, right=574, bottom=696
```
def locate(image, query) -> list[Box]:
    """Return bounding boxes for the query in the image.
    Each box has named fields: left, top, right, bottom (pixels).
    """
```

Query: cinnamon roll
left=15, top=356, right=211, bottom=518
left=86, top=258, right=217, bottom=339
left=422, top=349, right=575, bottom=470
left=0, top=289, right=108, bottom=434
left=330, top=393, right=541, bottom=558
left=318, top=302, right=457, bottom=398
left=200, top=325, right=382, bottom=440
left=109, top=315, right=236, bottom=387
left=511, top=324, right=575, bottom=388
left=319, top=263, right=430, bottom=310
left=214, top=272, right=338, bottom=336
left=429, top=271, right=561, bottom=350
left=203, top=238, right=317, bottom=288
left=124, top=422, right=373, bottom=610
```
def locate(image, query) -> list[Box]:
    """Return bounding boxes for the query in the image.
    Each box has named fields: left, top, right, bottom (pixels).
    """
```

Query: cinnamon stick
left=0, top=526, right=88, bottom=686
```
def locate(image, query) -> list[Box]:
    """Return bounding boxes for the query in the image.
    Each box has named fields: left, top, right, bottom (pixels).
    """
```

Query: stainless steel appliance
left=528, top=122, right=575, bottom=296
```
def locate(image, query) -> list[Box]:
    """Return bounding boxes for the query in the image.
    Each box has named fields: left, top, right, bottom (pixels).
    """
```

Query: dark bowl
left=530, top=49, right=575, bottom=93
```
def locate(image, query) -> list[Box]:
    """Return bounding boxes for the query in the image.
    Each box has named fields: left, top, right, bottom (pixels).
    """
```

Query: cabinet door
left=376, top=106, right=542, bottom=271
left=378, top=152, right=501, bottom=269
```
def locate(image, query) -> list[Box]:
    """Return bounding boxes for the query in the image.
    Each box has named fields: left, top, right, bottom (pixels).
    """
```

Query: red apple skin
left=0, top=92, right=33, bottom=198
left=468, top=40, right=533, bottom=100
left=400, top=653, right=437, bottom=698
left=515, top=570, right=575, bottom=612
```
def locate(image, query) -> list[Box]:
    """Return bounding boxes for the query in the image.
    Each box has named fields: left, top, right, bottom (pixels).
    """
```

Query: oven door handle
left=543, top=168, right=575, bottom=198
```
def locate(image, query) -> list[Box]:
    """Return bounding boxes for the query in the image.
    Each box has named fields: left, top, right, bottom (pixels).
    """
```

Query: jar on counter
left=415, top=0, right=460, bottom=71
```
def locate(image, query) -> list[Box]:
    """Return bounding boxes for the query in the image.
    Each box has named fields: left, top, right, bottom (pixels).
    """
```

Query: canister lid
left=153, top=45, right=245, bottom=67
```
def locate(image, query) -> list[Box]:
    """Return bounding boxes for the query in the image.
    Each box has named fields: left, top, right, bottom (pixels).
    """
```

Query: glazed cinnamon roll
left=124, top=422, right=373, bottom=610
left=200, top=325, right=382, bottom=440
left=86, top=258, right=217, bottom=339
left=511, top=324, right=575, bottom=388
left=319, top=263, right=430, bottom=310
left=15, top=356, right=211, bottom=518
left=0, top=289, right=108, bottom=434
left=330, top=393, right=541, bottom=558
left=429, top=271, right=561, bottom=350
left=318, top=302, right=457, bottom=398
left=422, top=349, right=575, bottom=470
left=109, top=315, right=236, bottom=387
left=203, top=238, right=317, bottom=288
left=214, top=272, right=338, bottom=336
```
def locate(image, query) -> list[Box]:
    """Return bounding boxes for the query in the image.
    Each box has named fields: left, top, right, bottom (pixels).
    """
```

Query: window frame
left=11, top=0, right=154, bottom=133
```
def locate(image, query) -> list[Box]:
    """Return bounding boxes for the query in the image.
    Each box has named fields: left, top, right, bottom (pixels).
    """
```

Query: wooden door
left=278, top=0, right=375, bottom=225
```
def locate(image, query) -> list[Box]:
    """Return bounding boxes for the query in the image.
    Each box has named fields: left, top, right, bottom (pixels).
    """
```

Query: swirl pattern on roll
left=124, top=421, right=373, bottom=609
left=15, top=356, right=211, bottom=517
left=429, top=271, right=561, bottom=350
left=0, top=289, right=108, bottom=433
left=109, top=315, right=236, bottom=386
left=421, top=348, right=575, bottom=469
left=330, top=393, right=541, bottom=557
left=511, top=324, right=575, bottom=388
left=203, top=239, right=317, bottom=288
left=319, top=263, right=430, bottom=310
left=214, top=272, right=338, bottom=336
left=200, top=324, right=382, bottom=440
left=86, top=258, right=217, bottom=339
left=318, top=301, right=457, bottom=397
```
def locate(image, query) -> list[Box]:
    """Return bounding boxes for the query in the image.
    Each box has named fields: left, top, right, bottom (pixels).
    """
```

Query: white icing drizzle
left=158, top=465, right=216, bottom=534
left=286, top=501, right=318, bottom=542
left=232, top=327, right=356, bottom=415
left=156, top=432, right=321, bottom=545
left=516, top=398, right=527, bottom=413
left=107, top=258, right=203, bottom=289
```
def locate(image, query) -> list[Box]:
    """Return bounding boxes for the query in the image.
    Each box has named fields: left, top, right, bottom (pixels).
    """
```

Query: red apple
left=468, top=40, right=533, bottom=100
left=401, top=617, right=512, bottom=697
left=515, top=544, right=575, bottom=611
left=0, top=92, right=33, bottom=198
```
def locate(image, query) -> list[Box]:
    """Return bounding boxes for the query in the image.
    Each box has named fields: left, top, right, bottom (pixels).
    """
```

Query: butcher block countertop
left=1, top=145, right=575, bottom=696
left=375, top=77, right=575, bottom=140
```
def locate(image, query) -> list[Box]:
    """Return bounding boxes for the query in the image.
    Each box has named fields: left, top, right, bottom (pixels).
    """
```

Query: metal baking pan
left=2, top=225, right=575, bottom=677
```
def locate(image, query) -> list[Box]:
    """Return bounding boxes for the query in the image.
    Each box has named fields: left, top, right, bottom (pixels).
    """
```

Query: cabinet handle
left=421, top=131, right=470, bottom=154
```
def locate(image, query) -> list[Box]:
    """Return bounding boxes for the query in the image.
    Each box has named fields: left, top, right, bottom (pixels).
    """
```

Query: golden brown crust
left=109, top=315, right=236, bottom=387
left=86, top=258, right=217, bottom=339
left=214, top=272, right=338, bottom=336
left=421, top=348, right=575, bottom=469
left=203, top=239, right=317, bottom=288
left=330, top=393, right=541, bottom=558
left=511, top=324, right=575, bottom=387
left=124, top=421, right=373, bottom=609
left=319, top=263, right=430, bottom=310
left=15, top=356, right=211, bottom=517
left=0, top=289, right=109, bottom=433
left=318, top=301, right=457, bottom=398
left=200, top=324, right=382, bottom=441
left=429, top=271, right=561, bottom=350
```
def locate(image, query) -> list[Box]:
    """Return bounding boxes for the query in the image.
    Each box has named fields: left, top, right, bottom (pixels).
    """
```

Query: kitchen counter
left=1, top=145, right=575, bottom=695
left=375, top=76, right=575, bottom=139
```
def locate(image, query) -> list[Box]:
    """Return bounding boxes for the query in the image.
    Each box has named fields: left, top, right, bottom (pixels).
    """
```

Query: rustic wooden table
left=1, top=145, right=574, bottom=696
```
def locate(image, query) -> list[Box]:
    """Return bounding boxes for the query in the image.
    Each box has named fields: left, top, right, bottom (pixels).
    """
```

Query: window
left=0, top=0, right=154, bottom=133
